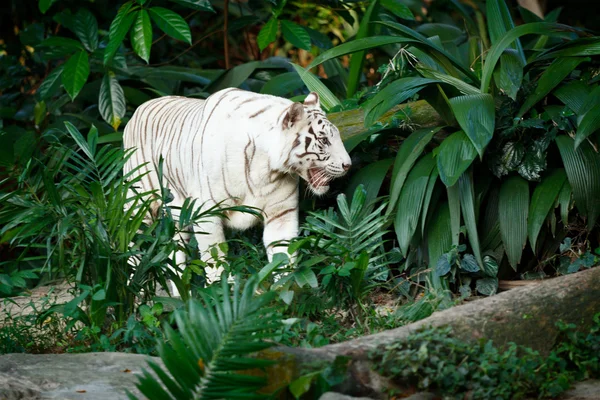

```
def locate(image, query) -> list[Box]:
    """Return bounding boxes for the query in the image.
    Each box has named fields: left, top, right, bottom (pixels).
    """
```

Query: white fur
left=123, top=88, right=351, bottom=295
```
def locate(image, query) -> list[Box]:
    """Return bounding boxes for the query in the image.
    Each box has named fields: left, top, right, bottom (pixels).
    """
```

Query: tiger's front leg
left=263, top=205, right=299, bottom=264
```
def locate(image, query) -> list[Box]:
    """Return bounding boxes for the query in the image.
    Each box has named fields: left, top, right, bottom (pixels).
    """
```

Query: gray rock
left=562, top=380, right=600, bottom=399
left=0, top=352, right=163, bottom=400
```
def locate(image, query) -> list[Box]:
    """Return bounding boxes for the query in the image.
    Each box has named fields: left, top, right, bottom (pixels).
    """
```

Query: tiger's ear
left=304, top=92, right=320, bottom=108
left=282, top=102, right=305, bottom=130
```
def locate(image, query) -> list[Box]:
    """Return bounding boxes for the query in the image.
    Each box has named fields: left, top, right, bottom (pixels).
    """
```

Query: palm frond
left=131, top=275, right=281, bottom=400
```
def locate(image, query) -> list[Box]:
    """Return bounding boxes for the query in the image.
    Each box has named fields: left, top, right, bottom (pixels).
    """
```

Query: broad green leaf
left=495, top=49, right=523, bottom=100
left=436, top=130, right=478, bottom=187
left=476, top=277, right=498, bottom=296
left=417, top=67, right=480, bottom=95
left=395, top=154, right=436, bottom=256
left=206, top=61, right=269, bottom=93
left=260, top=72, right=304, bottom=97
left=73, top=9, right=98, bottom=52
left=148, top=7, right=191, bottom=44
left=280, top=20, right=311, bottom=51
left=534, top=37, right=600, bottom=61
left=290, top=64, right=340, bottom=111
left=39, top=0, right=55, bottom=13
left=498, top=176, right=529, bottom=270
left=347, top=0, right=380, bottom=98
left=62, top=51, right=90, bottom=101
left=574, top=104, right=600, bottom=148
left=104, top=2, right=136, bottom=65
left=289, top=372, right=320, bottom=399
left=381, top=0, right=414, bottom=20
left=388, top=127, right=440, bottom=213
left=460, top=254, right=480, bottom=273
left=99, top=72, right=126, bottom=130
left=480, top=187, right=502, bottom=252
left=168, top=0, right=215, bottom=12
left=131, top=10, right=153, bottom=63
left=449, top=94, right=495, bottom=158
left=447, top=183, right=461, bottom=247
left=293, top=267, right=318, bottom=289
left=345, top=158, right=393, bottom=209
left=481, top=22, right=573, bottom=93
left=38, top=65, right=64, bottom=100
left=376, top=21, right=479, bottom=82
left=364, top=77, right=438, bottom=127
left=257, top=17, right=278, bottom=51
left=518, top=57, right=586, bottom=118
left=557, top=180, right=572, bottom=226
left=309, top=36, right=415, bottom=71
left=420, top=166, right=439, bottom=235
left=459, top=171, right=483, bottom=268
left=427, top=201, right=452, bottom=271
left=553, top=80, right=590, bottom=114
left=487, top=0, right=525, bottom=63
left=34, top=101, right=46, bottom=126
left=528, top=169, right=567, bottom=252
left=556, top=135, right=600, bottom=229
left=482, top=255, right=499, bottom=277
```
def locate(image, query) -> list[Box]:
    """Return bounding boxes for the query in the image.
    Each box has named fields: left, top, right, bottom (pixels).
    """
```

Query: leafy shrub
left=373, top=313, right=600, bottom=399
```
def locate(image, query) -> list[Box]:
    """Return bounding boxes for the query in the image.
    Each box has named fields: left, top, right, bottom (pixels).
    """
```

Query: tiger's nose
left=342, top=163, right=351, bottom=171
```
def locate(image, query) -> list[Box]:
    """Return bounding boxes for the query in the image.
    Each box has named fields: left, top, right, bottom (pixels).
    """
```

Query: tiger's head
left=281, top=92, right=351, bottom=195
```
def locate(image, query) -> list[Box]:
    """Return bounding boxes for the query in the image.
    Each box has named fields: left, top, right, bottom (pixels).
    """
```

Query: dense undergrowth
left=1, top=0, right=600, bottom=398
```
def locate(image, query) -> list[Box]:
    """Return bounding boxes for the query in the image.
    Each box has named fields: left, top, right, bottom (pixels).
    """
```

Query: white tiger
left=123, top=88, right=351, bottom=295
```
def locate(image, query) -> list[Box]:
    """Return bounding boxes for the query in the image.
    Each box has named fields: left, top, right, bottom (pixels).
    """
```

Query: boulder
left=0, top=352, right=161, bottom=400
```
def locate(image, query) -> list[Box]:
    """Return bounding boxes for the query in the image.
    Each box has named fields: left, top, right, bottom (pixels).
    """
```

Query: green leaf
left=363, top=77, right=438, bottom=127
left=436, top=130, right=478, bottom=187
left=34, top=101, right=46, bottom=126
left=458, top=171, right=483, bottom=268
left=449, top=94, right=495, bottom=158
left=518, top=57, right=586, bottom=118
left=148, top=7, right=192, bottom=44
left=258, top=253, right=288, bottom=283
left=38, top=65, right=64, bottom=100
left=99, top=72, right=126, bottom=130
left=574, top=104, right=600, bottom=148
left=104, top=2, right=136, bottom=65
left=495, top=50, right=524, bottom=100
left=131, top=10, right=153, bottom=63
left=460, top=254, right=480, bottom=273
left=257, top=17, right=278, bottom=52
left=487, top=0, right=525, bottom=63
left=168, top=0, right=214, bottom=12
left=553, top=80, right=590, bottom=114
left=62, top=51, right=90, bottom=101
left=395, top=154, right=436, bottom=256
left=345, top=158, right=393, bottom=209
left=436, top=254, right=451, bottom=276
left=482, top=255, right=499, bottom=277
left=420, top=166, right=440, bottom=235
left=387, top=127, right=440, bottom=213
left=556, top=135, right=600, bottom=230
left=498, top=176, right=529, bottom=270
left=260, top=72, right=304, bottom=97
left=289, top=372, right=320, bottom=399
left=480, top=22, right=574, bottom=93
left=381, top=0, right=414, bottom=20
left=73, top=9, right=98, bottom=52
left=528, top=169, right=567, bottom=251
left=347, top=0, right=380, bottom=98
left=427, top=202, right=452, bottom=272
left=280, top=20, right=311, bottom=51
left=476, top=277, right=498, bottom=296
left=293, top=267, right=318, bottom=289
left=447, top=182, right=461, bottom=247
left=290, top=64, right=340, bottom=111
left=557, top=180, right=572, bottom=226
left=39, top=0, right=55, bottom=14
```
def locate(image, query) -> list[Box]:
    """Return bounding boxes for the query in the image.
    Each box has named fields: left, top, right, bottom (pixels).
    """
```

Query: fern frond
left=132, top=275, right=281, bottom=400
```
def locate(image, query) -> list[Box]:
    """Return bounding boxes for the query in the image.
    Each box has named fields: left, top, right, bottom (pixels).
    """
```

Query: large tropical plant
left=300, top=0, right=600, bottom=295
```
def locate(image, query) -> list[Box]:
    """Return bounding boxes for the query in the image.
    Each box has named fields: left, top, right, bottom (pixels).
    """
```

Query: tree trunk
left=328, top=100, right=443, bottom=142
